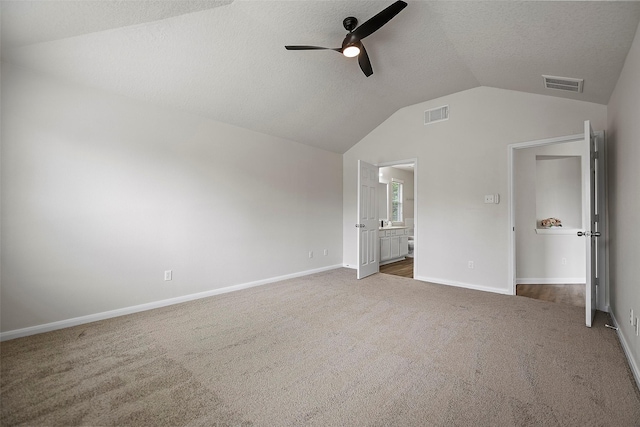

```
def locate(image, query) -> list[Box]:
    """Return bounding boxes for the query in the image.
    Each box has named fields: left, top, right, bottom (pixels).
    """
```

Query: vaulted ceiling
left=2, top=1, right=640, bottom=153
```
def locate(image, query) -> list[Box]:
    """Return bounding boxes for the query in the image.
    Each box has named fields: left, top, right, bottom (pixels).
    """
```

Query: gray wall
left=1, top=64, right=343, bottom=333
left=514, top=141, right=585, bottom=283
left=343, top=86, right=607, bottom=294
left=607, top=20, right=640, bottom=382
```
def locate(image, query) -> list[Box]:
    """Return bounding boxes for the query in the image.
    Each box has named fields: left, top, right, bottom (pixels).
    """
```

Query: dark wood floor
left=380, top=260, right=583, bottom=308
left=380, top=257, right=413, bottom=278
left=516, top=284, right=585, bottom=308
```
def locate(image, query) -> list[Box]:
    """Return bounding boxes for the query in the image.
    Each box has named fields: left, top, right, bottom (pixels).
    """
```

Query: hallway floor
left=516, top=284, right=585, bottom=308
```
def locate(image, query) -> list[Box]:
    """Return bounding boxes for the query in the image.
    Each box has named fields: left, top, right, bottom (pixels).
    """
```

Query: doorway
left=507, top=124, right=607, bottom=326
left=376, top=159, right=417, bottom=279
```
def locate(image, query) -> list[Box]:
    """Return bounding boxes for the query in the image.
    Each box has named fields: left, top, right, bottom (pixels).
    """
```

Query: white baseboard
left=0, top=264, right=343, bottom=342
left=610, top=310, right=640, bottom=391
left=516, top=278, right=586, bottom=285
left=342, top=263, right=357, bottom=269
left=415, top=276, right=511, bottom=295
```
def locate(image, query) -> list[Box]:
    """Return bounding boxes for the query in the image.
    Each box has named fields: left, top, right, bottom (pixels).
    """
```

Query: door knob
left=577, top=231, right=601, bottom=237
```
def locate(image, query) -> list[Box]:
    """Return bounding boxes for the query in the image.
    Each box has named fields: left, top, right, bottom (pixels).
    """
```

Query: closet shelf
left=535, top=228, right=580, bottom=235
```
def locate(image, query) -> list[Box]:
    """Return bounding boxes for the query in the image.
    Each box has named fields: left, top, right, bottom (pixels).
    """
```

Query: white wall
left=378, top=166, right=414, bottom=224
left=535, top=157, right=582, bottom=229
left=515, top=141, right=585, bottom=283
left=1, top=63, right=343, bottom=333
left=343, top=86, right=606, bottom=294
left=607, top=21, right=640, bottom=383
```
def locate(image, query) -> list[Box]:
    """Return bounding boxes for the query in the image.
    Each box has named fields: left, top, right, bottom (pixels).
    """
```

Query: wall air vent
left=424, top=105, right=449, bottom=125
left=542, top=75, right=584, bottom=93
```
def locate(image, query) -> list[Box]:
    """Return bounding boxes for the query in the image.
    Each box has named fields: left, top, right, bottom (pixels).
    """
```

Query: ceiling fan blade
left=352, top=0, right=407, bottom=41
left=285, top=45, right=341, bottom=51
left=358, top=43, right=373, bottom=77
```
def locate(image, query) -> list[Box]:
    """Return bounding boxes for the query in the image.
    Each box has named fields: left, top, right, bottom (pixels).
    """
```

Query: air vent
left=424, top=105, right=449, bottom=125
left=542, top=75, right=584, bottom=93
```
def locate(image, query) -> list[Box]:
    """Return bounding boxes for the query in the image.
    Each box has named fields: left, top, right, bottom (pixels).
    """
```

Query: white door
left=357, top=160, right=379, bottom=279
left=580, top=120, right=600, bottom=327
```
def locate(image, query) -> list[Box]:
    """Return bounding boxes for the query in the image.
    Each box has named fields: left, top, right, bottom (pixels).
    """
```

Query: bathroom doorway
left=376, top=159, right=417, bottom=279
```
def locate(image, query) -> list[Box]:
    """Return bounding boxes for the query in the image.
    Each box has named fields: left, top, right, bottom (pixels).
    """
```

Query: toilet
left=405, top=218, right=414, bottom=258
left=407, top=236, right=414, bottom=257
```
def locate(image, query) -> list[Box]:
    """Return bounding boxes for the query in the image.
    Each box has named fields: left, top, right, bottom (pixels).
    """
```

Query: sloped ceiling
left=2, top=1, right=640, bottom=153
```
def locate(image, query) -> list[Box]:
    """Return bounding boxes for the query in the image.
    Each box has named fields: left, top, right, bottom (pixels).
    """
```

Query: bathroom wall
left=514, top=140, right=586, bottom=283
left=378, top=166, right=414, bottom=224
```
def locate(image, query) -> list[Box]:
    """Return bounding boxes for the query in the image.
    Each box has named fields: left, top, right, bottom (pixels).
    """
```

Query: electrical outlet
left=562, top=258, right=567, bottom=265
left=484, top=195, right=494, bottom=204
left=468, top=261, right=474, bottom=269
left=309, top=251, right=313, bottom=259
left=631, top=309, right=635, bottom=325
left=323, top=249, right=328, bottom=256
left=164, top=270, right=172, bottom=281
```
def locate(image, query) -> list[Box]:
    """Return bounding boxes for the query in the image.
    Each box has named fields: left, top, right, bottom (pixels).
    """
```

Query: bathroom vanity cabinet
left=379, top=227, right=409, bottom=264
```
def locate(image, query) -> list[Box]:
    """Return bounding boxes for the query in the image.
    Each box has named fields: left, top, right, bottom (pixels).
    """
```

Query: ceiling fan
left=284, top=1, right=408, bottom=77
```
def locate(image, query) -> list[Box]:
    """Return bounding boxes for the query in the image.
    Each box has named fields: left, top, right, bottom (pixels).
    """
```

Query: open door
left=580, top=120, right=600, bottom=327
left=357, top=160, right=379, bottom=279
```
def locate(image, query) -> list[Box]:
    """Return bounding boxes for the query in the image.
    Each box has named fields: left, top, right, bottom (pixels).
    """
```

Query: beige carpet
left=1, top=269, right=639, bottom=426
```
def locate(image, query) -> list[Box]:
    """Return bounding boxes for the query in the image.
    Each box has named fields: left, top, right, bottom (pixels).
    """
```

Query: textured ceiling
left=2, top=1, right=640, bottom=153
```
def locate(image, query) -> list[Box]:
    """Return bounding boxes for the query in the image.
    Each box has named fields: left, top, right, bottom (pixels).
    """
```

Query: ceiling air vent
left=424, top=105, right=449, bottom=125
left=542, top=75, right=584, bottom=93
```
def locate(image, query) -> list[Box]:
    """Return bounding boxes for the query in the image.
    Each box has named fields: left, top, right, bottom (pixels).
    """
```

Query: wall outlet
left=484, top=195, right=494, bottom=204
left=631, top=309, right=635, bottom=325
left=164, top=270, right=172, bottom=281
left=323, top=249, right=328, bottom=256
left=309, top=251, right=313, bottom=259
left=562, top=258, right=567, bottom=265
left=468, top=261, right=474, bottom=269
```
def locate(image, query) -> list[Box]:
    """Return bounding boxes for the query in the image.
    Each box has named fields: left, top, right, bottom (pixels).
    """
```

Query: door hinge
left=595, top=278, right=599, bottom=287
left=592, top=151, right=599, bottom=160
left=595, top=214, right=599, bottom=222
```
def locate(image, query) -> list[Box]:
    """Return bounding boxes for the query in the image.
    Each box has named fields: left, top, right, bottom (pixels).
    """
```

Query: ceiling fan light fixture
left=343, top=44, right=360, bottom=57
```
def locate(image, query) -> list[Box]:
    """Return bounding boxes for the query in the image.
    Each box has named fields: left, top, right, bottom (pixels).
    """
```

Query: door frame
left=507, top=131, right=608, bottom=311
left=375, top=158, right=418, bottom=278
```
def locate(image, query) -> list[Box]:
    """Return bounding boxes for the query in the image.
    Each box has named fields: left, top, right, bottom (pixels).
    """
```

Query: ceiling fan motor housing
left=343, top=17, right=358, bottom=32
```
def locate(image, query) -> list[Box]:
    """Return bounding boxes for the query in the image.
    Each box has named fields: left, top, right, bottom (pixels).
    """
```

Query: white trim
left=376, top=158, right=418, bottom=168
left=415, top=276, right=511, bottom=295
left=516, top=278, right=585, bottom=285
left=508, top=132, right=585, bottom=297
left=342, top=263, right=357, bottom=269
left=0, top=264, right=343, bottom=342
left=610, top=310, right=640, bottom=391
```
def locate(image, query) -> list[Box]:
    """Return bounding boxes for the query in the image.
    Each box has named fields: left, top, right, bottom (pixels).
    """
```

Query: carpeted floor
left=1, top=268, right=639, bottom=426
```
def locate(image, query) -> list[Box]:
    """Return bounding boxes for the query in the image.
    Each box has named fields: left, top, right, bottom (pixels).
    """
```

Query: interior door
left=581, top=120, right=599, bottom=327
left=357, top=160, right=379, bottom=279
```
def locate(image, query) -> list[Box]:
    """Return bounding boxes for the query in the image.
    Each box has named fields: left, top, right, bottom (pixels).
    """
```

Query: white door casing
left=357, top=160, right=379, bottom=279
